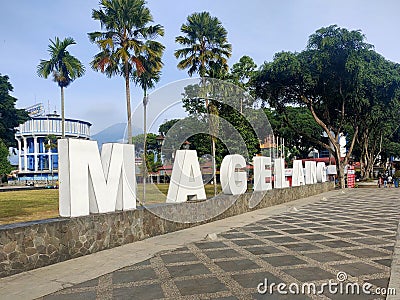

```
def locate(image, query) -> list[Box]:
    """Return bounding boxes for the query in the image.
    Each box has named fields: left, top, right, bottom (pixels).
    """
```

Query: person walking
left=383, top=174, right=388, bottom=188
left=388, top=174, right=393, bottom=188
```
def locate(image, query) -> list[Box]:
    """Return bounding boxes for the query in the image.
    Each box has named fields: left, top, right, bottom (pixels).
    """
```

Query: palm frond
left=37, top=37, right=84, bottom=87
left=88, top=0, right=164, bottom=80
left=175, top=11, right=232, bottom=78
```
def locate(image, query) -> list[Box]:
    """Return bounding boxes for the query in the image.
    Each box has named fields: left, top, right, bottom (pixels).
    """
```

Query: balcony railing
left=16, top=118, right=91, bottom=139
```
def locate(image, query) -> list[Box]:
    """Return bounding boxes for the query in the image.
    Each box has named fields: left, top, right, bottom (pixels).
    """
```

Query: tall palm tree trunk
left=209, top=103, right=218, bottom=197
left=202, top=77, right=218, bottom=197
left=125, top=61, right=133, bottom=144
left=143, top=93, right=148, bottom=204
left=61, top=86, right=65, bottom=138
left=211, top=132, right=217, bottom=196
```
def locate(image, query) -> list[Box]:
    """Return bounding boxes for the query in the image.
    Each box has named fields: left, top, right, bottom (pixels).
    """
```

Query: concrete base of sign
left=0, top=182, right=334, bottom=277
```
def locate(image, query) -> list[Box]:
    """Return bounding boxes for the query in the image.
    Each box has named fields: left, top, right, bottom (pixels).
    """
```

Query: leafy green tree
left=132, top=133, right=158, bottom=152
left=353, top=51, right=400, bottom=178
left=132, top=133, right=161, bottom=174
left=0, top=74, right=29, bottom=147
left=231, top=55, right=257, bottom=87
left=230, top=55, right=257, bottom=111
left=0, top=139, right=11, bottom=177
left=180, top=83, right=259, bottom=165
left=89, top=0, right=164, bottom=144
left=37, top=37, right=85, bottom=138
left=144, top=151, right=161, bottom=173
left=158, top=119, right=179, bottom=136
left=263, top=107, right=323, bottom=160
left=383, top=135, right=400, bottom=163
left=253, top=25, right=373, bottom=188
left=175, top=11, right=232, bottom=194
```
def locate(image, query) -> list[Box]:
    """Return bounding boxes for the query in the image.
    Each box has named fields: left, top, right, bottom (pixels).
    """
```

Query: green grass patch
left=0, top=189, right=59, bottom=225
left=137, top=183, right=222, bottom=204
left=0, top=184, right=223, bottom=225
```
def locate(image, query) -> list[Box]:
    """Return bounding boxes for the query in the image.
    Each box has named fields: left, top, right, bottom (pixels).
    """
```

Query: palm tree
left=175, top=11, right=232, bottom=195
left=134, top=42, right=164, bottom=203
left=88, top=0, right=164, bottom=144
left=37, top=37, right=85, bottom=138
left=175, top=12, right=232, bottom=77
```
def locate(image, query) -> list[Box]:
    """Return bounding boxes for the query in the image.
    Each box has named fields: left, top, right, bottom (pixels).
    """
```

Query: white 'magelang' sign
left=58, top=140, right=329, bottom=217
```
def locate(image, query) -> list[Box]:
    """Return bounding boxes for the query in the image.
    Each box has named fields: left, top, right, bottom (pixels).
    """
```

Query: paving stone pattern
left=41, top=189, right=400, bottom=300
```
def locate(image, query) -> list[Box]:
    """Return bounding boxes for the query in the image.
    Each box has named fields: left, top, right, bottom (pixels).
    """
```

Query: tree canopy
left=263, top=106, right=323, bottom=160
left=37, top=37, right=85, bottom=89
left=175, top=11, right=232, bottom=78
left=89, top=0, right=164, bottom=144
left=37, top=37, right=85, bottom=138
left=0, top=74, right=29, bottom=147
left=0, top=139, right=11, bottom=177
left=252, top=25, right=400, bottom=186
left=132, top=133, right=159, bottom=152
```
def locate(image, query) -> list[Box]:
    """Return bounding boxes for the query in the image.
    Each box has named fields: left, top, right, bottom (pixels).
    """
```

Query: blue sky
left=1, top=0, right=400, bottom=134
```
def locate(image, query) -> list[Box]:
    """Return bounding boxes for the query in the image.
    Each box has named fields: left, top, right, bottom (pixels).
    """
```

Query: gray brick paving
left=40, top=189, right=400, bottom=299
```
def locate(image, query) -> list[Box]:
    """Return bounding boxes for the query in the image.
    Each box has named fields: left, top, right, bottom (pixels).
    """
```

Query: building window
left=52, top=154, right=58, bottom=170
left=27, top=155, right=35, bottom=171
left=27, top=138, right=34, bottom=153
left=38, top=137, right=44, bottom=153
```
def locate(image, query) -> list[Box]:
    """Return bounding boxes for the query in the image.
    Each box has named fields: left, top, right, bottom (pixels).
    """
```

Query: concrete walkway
left=1, top=189, right=399, bottom=300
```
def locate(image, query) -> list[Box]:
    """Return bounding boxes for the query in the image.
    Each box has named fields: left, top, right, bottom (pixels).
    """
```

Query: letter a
left=166, top=150, right=206, bottom=203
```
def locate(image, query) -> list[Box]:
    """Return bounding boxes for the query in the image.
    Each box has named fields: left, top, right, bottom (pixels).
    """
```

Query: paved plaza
left=2, top=188, right=400, bottom=299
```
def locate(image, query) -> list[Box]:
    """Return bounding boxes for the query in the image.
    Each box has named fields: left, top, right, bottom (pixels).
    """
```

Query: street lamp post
left=155, top=135, right=165, bottom=183
left=156, top=134, right=165, bottom=163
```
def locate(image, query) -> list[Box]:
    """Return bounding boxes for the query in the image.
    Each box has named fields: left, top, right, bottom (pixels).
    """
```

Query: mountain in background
left=91, top=123, right=142, bottom=146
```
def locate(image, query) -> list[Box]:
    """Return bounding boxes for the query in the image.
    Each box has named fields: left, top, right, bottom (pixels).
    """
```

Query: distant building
left=14, top=110, right=91, bottom=182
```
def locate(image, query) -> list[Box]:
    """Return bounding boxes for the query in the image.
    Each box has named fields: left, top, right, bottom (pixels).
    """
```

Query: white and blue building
left=14, top=111, right=91, bottom=182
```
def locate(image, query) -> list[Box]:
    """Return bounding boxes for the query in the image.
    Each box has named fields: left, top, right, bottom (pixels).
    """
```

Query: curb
left=387, top=217, right=400, bottom=299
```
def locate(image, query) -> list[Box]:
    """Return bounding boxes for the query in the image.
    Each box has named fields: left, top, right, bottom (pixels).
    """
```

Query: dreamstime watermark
left=257, top=271, right=396, bottom=296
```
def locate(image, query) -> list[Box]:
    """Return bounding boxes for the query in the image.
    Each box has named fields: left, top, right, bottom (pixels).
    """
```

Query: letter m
left=58, top=139, right=136, bottom=217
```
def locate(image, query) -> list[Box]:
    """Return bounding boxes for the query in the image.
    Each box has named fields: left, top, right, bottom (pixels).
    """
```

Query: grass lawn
left=0, top=189, right=59, bottom=225
left=0, top=184, right=223, bottom=225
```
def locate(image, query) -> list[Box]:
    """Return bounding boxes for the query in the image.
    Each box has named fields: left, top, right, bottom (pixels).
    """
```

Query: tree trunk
left=209, top=103, right=219, bottom=196
left=211, top=132, right=217, bottom=196
left=360, top=152, right=366, bottom=178
left=338, top=161, right=345, bottom=188
left=360, top=130, right=370, bottom=179
left=202, top=77, right=218, bottom=196
left=125, top=61, right=132, bottom=144
left=365, top=157, right=375, bottom=179
left=143, top=94, right=148, bottom=204
left=361, top=132, right=383, bottom=180
left=60, top=86, right=65, bottom=139
left=308, top=104, right=360, bottom=188
left=331, top=142, right=345, bottom=188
